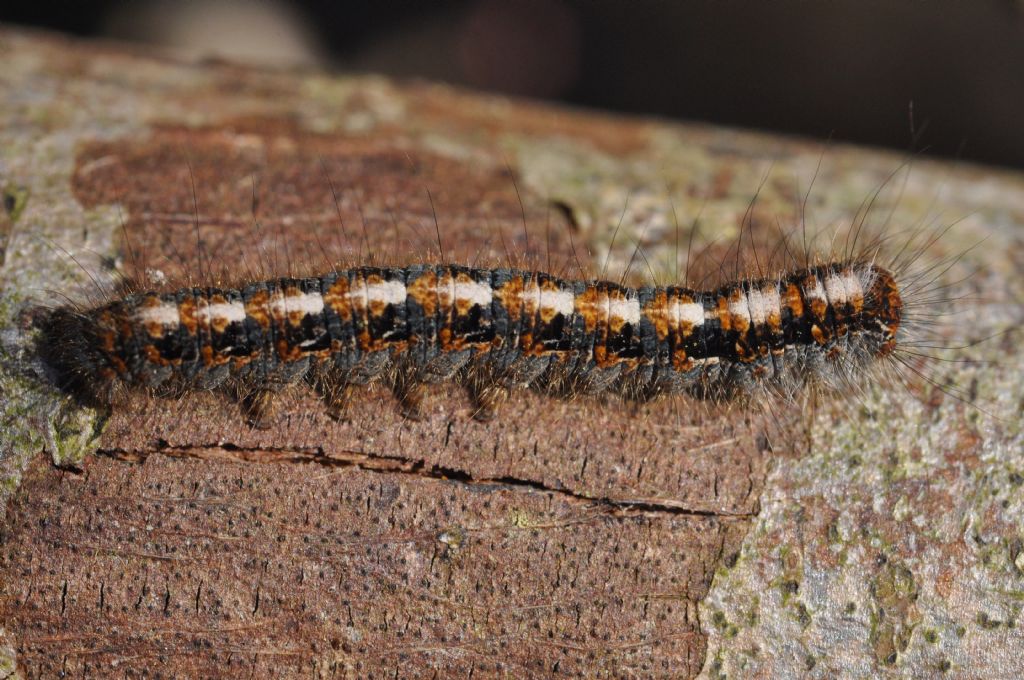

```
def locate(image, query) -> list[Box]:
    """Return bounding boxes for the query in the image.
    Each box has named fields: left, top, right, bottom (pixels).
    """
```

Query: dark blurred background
left=5, top=0, right=1024, bottom=169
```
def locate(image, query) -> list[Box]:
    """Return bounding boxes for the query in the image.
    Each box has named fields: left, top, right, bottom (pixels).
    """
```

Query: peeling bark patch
left=0, top=453, right=750, bottom=677
left=70, top=123, right=580, bottom=282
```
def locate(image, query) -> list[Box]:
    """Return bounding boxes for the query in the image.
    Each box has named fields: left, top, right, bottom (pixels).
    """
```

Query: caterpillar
left=37, top=256, right=906, bottom=427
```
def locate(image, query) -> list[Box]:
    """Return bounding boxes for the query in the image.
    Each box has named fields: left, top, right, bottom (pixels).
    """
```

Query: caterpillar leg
left=307, top=365, right=354, bottom=421
left=240, top=388, right=278, bottom=430
left=469, top=383, right=509, bottom=422
left=324, top=384, right=354, bottom=421
left=392, top=366, right=428, bottom=421
left=462, top=360, right=509, bottom=422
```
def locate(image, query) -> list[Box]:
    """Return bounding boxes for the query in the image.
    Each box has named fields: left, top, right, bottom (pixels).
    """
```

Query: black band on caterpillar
left=37, top=260, right=903, bottom=421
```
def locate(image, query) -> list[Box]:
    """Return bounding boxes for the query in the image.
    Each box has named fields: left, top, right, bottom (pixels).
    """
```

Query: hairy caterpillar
left=36, top=131, right=965, bottom=430
left=37, top=253, right=908, bottom=427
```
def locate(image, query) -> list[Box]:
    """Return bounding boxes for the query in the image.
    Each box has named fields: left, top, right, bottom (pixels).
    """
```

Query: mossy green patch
left=975, top=611, right=1002, bottom=630
left=792, top=601, right=812, bottom=630
left=868, top=559, right=920, bottom=666
left=0, top=649, right=16, bottom=678
left=47, top=400, right=104, bottom=469
left=745, top=596, right=760, bottom=627
left=1, top=292, right=105, bottom=515
left=711, top=609, right=740, bottom=639
left=774, top=544, right=803, bottom=606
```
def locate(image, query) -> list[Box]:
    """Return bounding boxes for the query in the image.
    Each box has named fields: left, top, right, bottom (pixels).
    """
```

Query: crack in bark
left=95, top=441, right=757, bottom=519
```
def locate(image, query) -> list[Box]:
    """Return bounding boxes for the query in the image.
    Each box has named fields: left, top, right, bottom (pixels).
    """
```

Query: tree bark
left=1, top=28, right=1022, bottom=679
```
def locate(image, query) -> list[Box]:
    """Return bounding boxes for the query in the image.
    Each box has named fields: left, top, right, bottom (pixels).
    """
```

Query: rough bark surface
left=0, top=28, right=1022, bottom=679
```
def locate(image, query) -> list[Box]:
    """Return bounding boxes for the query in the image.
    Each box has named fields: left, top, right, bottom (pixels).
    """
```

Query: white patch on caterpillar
left=347, top=280, right=407, bottom=308
left=609, top=296, right=641, bottom=325
left=522, top=282, right=541, bottom=314
left=761, top=286, right=781, bottom=324
left=541, top=288, right=575, bottom=317
left=134, top=301, right=181, bottom=327
left=366, top=280, right=407, bottom=305
left=824, top=274, right=849, bottom=305
left=454, top=279, right=493, bottom=307
left=668, top=299, right=705, bottom=328
left=746, top=288, right=768, bottom=326
left=197, top=300, right=247, bottom=325
left=841, top=270, right=863, bottom=301
left=270, top=291, right=324, bottom=316
left=521, top=282, right=574, bottom=318
left=437, top=274, right=457, bottom=308
left=803, top=277, right=827, bottom=304
left=727, top=296, right=751, bottom=324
